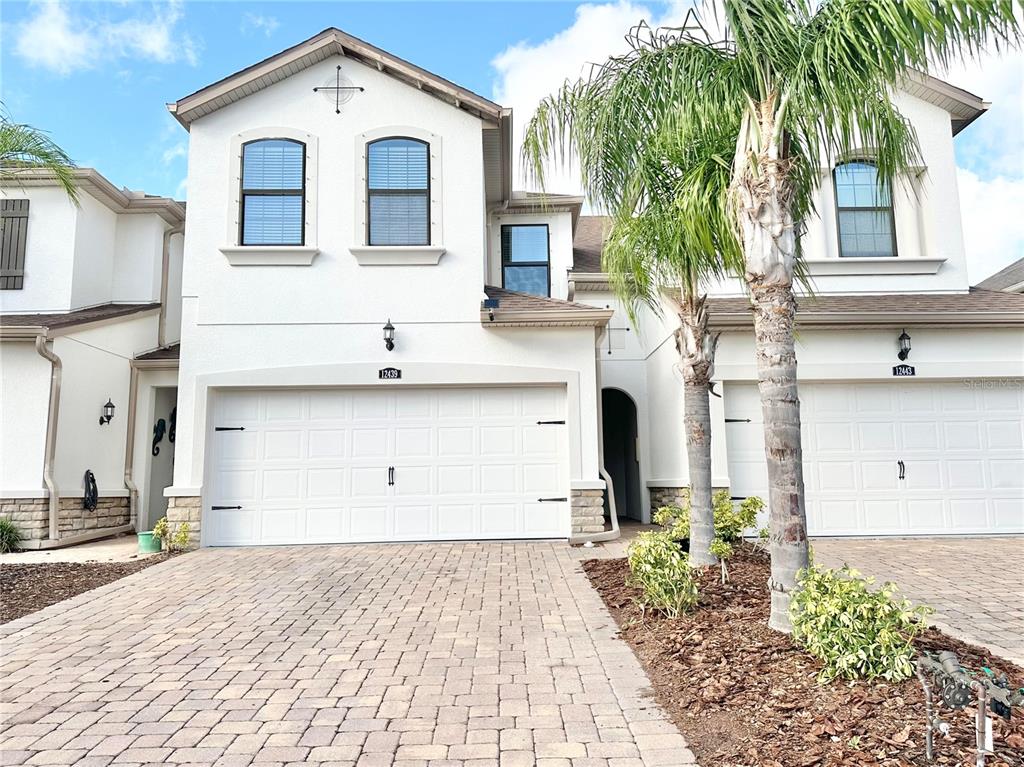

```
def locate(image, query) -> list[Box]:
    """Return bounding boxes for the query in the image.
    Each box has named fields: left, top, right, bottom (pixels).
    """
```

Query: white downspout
left=158, top=225, right=183, bottom=349
left=34, top=334, right=62, bottom=541
left=123, top=362, right=141, bottom=531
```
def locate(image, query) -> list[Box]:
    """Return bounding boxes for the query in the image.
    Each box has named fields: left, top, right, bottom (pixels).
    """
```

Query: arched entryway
left=602, top=388, right=643, bottom=521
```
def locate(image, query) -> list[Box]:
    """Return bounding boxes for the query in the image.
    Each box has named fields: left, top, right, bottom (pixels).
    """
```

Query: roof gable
left=169, top=27, right=506, bottom=129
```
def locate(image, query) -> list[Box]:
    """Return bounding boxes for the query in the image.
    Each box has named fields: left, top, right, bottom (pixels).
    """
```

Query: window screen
left=240, top=139, right=304, bottom=246
left=367, top=138, right=429, bottom=246
left=501, top=224, right=550, bottom=297
left=833, top=161, right=896, bottom=258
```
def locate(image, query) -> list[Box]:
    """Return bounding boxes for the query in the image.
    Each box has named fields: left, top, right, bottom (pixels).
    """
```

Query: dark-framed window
left=240, top=138, right=305, bottom=246
left=501, top=224, right=550, bottom=297
left=833, top=160, right=897, bottom=258
left=367, top=137, right=430, bottom=246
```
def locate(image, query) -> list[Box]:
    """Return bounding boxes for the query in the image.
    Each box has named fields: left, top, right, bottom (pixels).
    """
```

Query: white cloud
left=162, top=142, right=187, bottom=165
left=14, top=0, right=199, bottom=76
left=492, top=0, right=695, bottom=198
left=956, top=168, right=1024, bottom=283
left=241, top=12, right=280, bottom=38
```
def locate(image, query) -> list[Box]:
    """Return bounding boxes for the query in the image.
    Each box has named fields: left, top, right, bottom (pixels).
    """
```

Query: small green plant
left=626, top=531, right=698, bottom=617
left=0, top=518, right=24, bottom=553
left=790, top=564, right=932, bottom=683
left=152, top=516, right=169, bottom=548
left=171, top=521, right=191, bottom=551
left=654, top=491, right=764, bottom=543
left=708, top=538, right=733, bottom=584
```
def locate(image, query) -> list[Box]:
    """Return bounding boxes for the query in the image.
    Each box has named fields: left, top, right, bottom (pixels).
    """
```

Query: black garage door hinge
left=215, top=426, right=246, bottom=431
left=211, top=505, right=242, bottom=510
left=537, top=497, right=568, bottom=502
left=536, top=420, right=565, bottom=425
left=725, top=418, right=751, bottom=423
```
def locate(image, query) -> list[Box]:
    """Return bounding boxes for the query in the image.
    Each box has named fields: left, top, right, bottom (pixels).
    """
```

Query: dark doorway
left=602, top=388, right=642, bottom=521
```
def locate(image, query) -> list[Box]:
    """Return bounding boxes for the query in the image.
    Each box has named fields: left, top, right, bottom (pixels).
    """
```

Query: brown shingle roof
left=976, top=257, right=1024, bottom=292
left=571, top=216, right=608, bottom=274
left=481, top=286, right=613, bottom=327
left=136, top=343, right=180, bottom=361
left=0, top=303, right=159, bottom=332
left=708, top=288, right=1024, bottom=328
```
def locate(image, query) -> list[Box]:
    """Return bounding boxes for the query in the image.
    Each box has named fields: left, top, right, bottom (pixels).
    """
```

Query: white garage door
left=726, top=381, right=1024, bottom=535
left=206, top=387, right=570, bottom=546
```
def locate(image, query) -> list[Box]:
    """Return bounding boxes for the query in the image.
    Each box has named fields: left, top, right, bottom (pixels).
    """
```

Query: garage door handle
left=537, top=497, right=567, bottom=502
left=211, top=505, right=242, bottom=510
left=898, top=460, right=905, bottom=480
left=388, top=466, right=394, bottom=486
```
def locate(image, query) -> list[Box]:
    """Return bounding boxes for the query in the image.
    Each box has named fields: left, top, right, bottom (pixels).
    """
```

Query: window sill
left=805, top=257, right=946, bottom=276
left=219, top=246, right=320, bottom=266
left=349, top=245, right=446, bottom=265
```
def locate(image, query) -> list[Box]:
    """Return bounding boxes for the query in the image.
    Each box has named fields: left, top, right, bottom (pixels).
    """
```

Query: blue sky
left=2, top=1, right=1021, bottom=280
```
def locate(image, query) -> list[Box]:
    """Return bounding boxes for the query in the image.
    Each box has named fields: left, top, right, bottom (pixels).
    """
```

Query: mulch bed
left=583, top=546, right=1024, bottom=767
left=0, top=554, right=174, bottom=624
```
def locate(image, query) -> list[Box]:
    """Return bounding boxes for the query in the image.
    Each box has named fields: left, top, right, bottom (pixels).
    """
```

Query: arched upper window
left=833, top=160, right=896, bottom=258
left=367, top=137, right=430, bottom=246
left=240, top=138, right=305, bottom=246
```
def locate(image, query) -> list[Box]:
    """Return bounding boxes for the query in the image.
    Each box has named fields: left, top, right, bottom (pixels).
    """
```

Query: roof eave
left=480, top=308, right=614, bottom=327
left=710, top=310, right=1024, bottom=331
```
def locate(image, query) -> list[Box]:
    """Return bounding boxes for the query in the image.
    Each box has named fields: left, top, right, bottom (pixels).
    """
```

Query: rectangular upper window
left=240, top=138, right=305, bottom=246
left=834, top=161, right=896, bottom=258
left=1, top=199, right=30, bottom=290
left=501, top=224, right=550, bottom=297
left=367, top=138, right=430, bottom=246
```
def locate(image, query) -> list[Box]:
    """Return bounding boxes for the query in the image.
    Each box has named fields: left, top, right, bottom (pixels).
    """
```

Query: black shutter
left=1, top=199, right=29, bottom=290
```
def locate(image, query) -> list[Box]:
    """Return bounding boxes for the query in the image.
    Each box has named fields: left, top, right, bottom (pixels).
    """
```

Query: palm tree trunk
left=679, top=295, right=718, bottom=567
left=733, top=95, right=810, bottom=633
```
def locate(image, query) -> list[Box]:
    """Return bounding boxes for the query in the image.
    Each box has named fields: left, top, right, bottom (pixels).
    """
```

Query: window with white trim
left=240, top=138, right=305, bottom=246
left=366, top=137, right=430, bottom=246
left=833, top=160, right=897, bottom=258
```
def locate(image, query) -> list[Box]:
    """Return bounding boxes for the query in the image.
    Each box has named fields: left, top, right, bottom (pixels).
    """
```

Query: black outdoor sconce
left=383, top=319, right=396, bottom=352
left=99, top=399, right=116, bottom=425
left=897, top=329, right=912, bottom=361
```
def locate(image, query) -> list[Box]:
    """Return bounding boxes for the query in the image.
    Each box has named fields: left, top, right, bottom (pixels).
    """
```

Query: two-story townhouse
left=0, top=169, right=185, bottom=548
left=574, top=72, right=1024, bottom=537
left=161, top=29, right=614, bottom=547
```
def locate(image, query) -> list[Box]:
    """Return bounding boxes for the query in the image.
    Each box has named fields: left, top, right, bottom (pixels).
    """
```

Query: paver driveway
left=1, top=542, right=694, bottom=767
left=813, top=537, right=1024, bottom=665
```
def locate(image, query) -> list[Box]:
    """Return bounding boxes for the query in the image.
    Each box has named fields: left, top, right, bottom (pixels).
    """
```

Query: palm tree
left=0, top=108, right=78, bottom=202
left=525, top=1, right=1019, bottom=631
left=524, top=66, right=742, bottom=567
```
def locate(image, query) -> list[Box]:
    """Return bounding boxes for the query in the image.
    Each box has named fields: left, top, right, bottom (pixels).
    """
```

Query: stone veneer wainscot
left=166, top=496, right=202, bottom=549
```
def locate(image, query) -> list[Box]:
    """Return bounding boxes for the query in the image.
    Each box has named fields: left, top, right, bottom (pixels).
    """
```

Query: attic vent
left=313, top=65, right=364, bottom=114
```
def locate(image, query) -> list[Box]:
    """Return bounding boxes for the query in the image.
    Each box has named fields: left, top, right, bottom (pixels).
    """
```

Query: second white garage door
left=726, top=380, right=1024, bottom=535
left=206, top=386, right=570, bottom=545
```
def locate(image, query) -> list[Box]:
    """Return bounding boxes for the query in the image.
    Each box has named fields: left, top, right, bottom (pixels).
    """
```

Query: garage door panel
left=207, top=387, right=570, bottom=545
left=725, top=380, right=1023, bottom=536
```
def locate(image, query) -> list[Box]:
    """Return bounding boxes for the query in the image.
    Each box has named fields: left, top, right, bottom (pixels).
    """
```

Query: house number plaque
left=379, top=367, right=402, bottom=380
left=892, top=364, right=916, bottom=377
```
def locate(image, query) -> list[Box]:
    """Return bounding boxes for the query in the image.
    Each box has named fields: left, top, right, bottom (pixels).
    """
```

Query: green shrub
left=790, top=564, right=932, bottom=682
left=626, top=531, right=698, bottom=617
left=152, top=516, right=169, bottom=547
left=0, top=518, right=24, bottom=553
left=654, top=491, right=764, bottom=543
left=708, top=537, right=733, bottom=583
left=171, top=522, right=191, bottom=551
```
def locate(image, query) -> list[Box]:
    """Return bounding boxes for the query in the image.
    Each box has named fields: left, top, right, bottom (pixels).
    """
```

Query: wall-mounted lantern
left=383, top=319, right=395, bottom=352
left=897, top=329, right=912, bottom=361
left=99, top=399, right=116, bottom=425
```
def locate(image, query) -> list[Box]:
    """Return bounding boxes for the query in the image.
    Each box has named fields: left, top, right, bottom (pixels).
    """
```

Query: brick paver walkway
left=0, top=541, right=694, bottom=766
left=812, top=537, right=1024, bottom=665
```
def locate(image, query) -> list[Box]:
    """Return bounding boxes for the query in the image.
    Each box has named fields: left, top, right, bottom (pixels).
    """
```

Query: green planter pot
left=138, top=531, right=162, bottom=554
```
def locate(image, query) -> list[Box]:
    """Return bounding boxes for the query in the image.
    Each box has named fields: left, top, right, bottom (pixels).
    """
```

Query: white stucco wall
left=162, top=232, right=185, bottom=345
left=0, top=188, right=76, bottom=313
left=172, top=57, right=604, bottom=499
left=0, top=342, right=51, bottom=495
left=52, top=313, right=159, bottom=497
left=0, top=185, right=179, bottom=315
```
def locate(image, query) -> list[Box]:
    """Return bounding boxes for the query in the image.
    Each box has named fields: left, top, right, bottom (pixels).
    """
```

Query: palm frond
left=0, top=111, right=78, bottom=203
